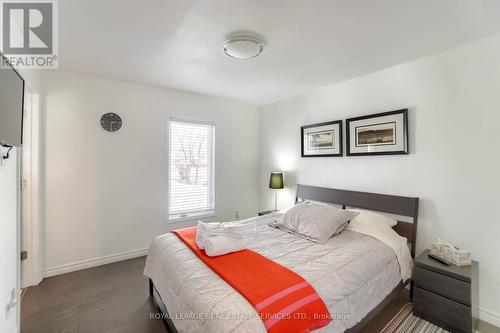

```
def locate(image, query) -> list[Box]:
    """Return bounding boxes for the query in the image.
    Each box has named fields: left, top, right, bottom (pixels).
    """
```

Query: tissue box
left=430, top=239, right=471, bottom=266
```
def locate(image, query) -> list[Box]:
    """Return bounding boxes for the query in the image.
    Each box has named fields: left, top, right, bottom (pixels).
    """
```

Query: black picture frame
left=346, top=109, right=408, bottom=156
left=301, top=120, right=343, bottom=157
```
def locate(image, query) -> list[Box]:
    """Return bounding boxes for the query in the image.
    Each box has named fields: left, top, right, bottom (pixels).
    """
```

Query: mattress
left=144, top=216, right=402, bottom=333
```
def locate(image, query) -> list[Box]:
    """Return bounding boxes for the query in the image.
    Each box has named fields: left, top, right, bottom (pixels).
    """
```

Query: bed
left=145, top=185, right=419, bottom=332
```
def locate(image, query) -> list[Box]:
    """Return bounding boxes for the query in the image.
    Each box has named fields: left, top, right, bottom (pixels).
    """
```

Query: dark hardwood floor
left=22, top=256, right=166, bottom=333
left=21, top=256, right=499, bottom=333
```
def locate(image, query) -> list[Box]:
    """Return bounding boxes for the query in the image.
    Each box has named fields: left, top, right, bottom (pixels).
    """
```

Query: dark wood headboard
left=295, top=184, right=419, bottom=258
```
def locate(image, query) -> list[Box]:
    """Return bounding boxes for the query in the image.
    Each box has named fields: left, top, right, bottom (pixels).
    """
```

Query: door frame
left=21, top=86, right=42, bottom=287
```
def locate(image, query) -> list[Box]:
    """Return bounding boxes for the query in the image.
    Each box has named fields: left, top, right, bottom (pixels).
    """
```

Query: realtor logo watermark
left=1, top=0, right=58, bottom=69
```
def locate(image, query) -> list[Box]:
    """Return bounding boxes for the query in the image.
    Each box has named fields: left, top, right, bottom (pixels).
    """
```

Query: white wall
left=42, top=70, right=259, bottom=276
left=259, top=34, right=500, bottom=325
left=0, top=69, right=43, bottom=333
left=0, top=149, right=20, bottom=333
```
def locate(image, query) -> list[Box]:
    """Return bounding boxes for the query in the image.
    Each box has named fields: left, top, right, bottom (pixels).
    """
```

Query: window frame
left=167, top=117, right=216, bottom=223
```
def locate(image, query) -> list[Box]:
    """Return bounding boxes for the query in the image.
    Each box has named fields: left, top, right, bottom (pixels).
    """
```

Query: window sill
left=167, top=211, right=216, bottom=223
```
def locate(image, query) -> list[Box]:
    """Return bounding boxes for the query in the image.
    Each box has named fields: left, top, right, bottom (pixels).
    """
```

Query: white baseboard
left=480, top=307, right=500, bottom=328
left=43, top=248, right=149, bottom=278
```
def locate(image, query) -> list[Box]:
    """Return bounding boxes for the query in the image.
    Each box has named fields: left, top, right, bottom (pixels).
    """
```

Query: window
left=168, top=119, right=215, bottom=221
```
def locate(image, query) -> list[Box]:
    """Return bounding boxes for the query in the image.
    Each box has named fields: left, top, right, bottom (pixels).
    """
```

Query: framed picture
left=301, top=120, right=342, bottom=157
left=346, top=109, right=408, bottom=156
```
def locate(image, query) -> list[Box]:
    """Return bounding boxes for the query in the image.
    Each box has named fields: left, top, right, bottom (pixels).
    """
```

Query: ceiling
left=59, top=0, right=500, bottom=105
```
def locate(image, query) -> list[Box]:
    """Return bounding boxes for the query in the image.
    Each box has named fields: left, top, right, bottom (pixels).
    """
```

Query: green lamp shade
left=269, top=172, right=284, bottom=189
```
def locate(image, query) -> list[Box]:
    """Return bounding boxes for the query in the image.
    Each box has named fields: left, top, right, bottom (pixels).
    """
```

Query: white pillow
left=274, top=202, right=359, bottom=244
left=348, top=209, right=398, bottom=227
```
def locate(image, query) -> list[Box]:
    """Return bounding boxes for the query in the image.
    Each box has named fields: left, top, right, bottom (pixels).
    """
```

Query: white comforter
left=144, top=215, right=412, bottom=333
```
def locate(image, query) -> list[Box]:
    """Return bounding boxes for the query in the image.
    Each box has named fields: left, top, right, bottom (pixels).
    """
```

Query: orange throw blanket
left=173, top=227, right=332, bottom=333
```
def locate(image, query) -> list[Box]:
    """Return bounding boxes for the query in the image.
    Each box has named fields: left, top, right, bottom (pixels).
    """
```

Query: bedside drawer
left=414, top=286, right=471, bottom=333
left=414, top=266, right=470, bottom=305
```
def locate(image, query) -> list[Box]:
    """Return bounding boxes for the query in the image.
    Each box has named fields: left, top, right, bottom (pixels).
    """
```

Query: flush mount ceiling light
left=222, top=34, right=265, bottom=59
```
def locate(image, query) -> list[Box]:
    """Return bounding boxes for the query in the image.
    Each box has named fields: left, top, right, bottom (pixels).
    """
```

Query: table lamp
left=269, top=172, right=284, bottom=211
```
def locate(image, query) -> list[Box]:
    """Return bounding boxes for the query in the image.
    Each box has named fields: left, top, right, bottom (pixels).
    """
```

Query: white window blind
left=168, top=119, right=215, bottom=220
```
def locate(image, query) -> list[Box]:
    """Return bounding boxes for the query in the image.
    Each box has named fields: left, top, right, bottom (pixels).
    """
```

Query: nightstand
left=413, top=249, right=478, bottom=333
left=258, top=210, right=277, bottom=216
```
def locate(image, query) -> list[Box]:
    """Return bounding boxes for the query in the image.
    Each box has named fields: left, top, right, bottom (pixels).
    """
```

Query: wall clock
left=100, top=113, right=122, bottom=132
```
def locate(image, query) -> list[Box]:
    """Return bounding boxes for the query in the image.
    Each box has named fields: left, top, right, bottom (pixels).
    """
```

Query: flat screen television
left=0, top=52, right=25, bottom=146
